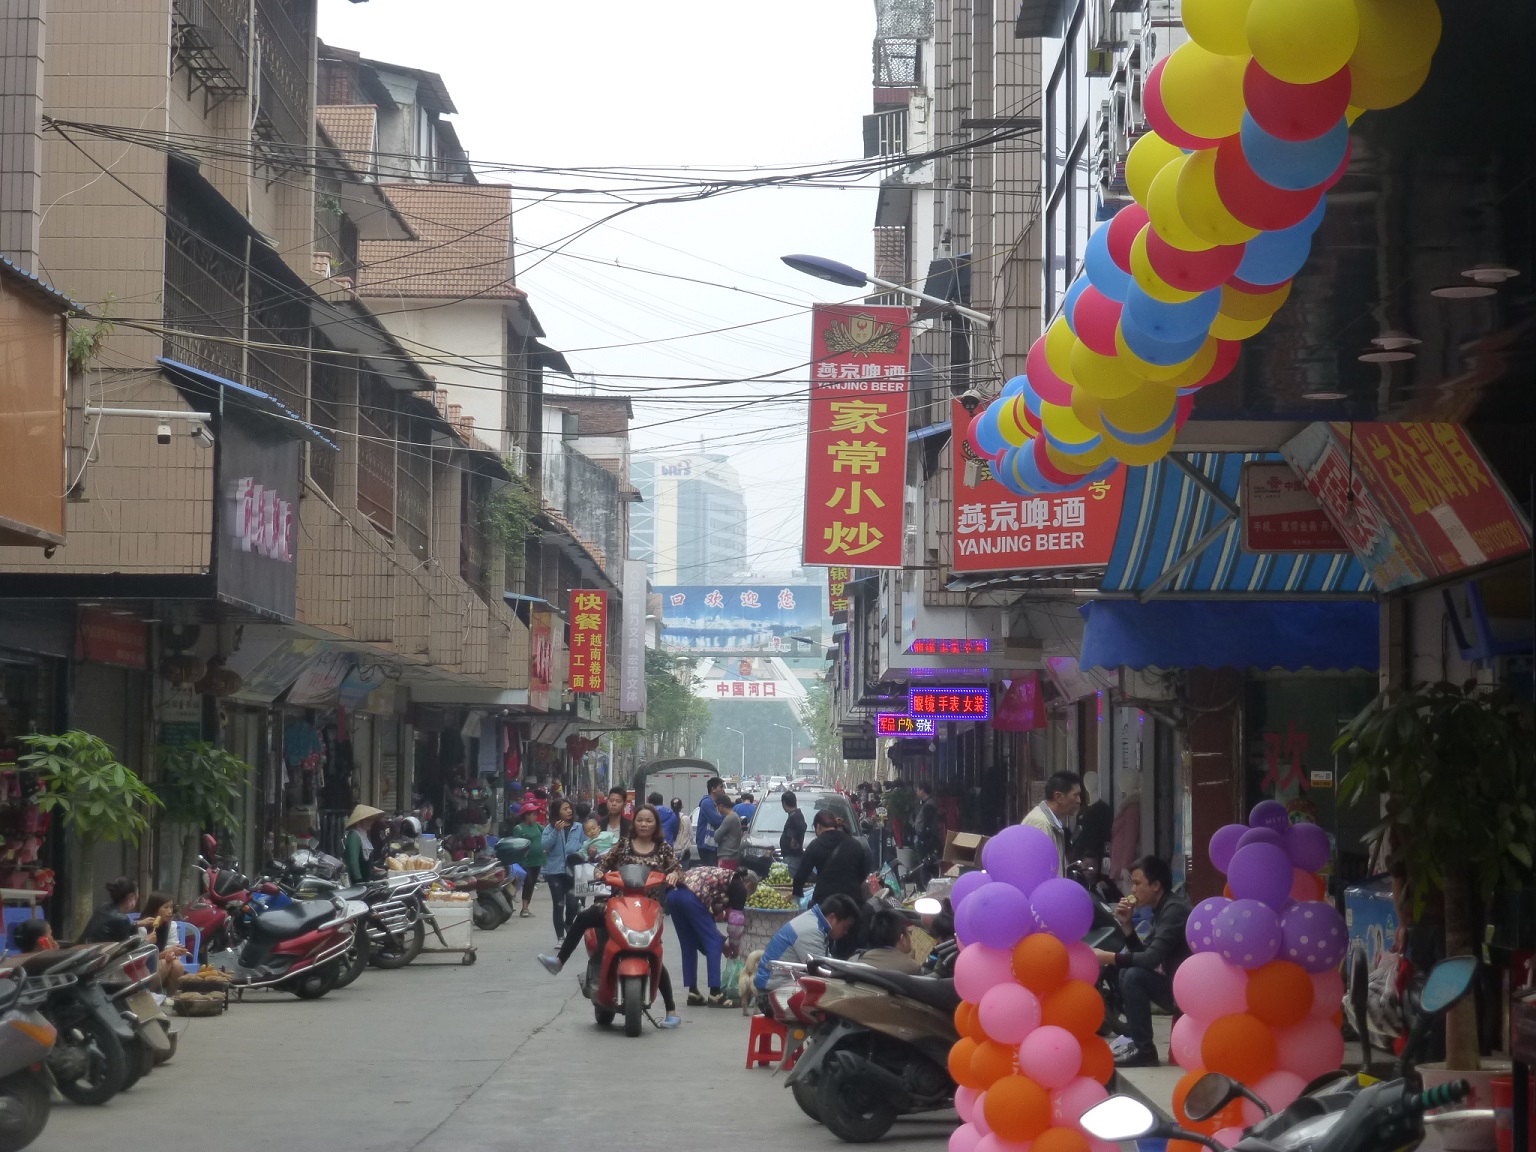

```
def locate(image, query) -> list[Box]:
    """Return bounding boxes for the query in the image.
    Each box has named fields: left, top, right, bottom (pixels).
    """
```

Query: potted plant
left=1336, top=680, right=1534, bottom=1118
left=155, top=743, right=250, bottom=904
left=19, top=730, right=161, bottom=933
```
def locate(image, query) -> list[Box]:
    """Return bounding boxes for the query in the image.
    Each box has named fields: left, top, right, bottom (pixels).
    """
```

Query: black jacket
left=1114, top=891, right=1192, bottom=978
left=913, top=797, right=941, bottom=856
left=780, top=808, right=807, bottom=856
left=793, top=829, right=871, bottom=907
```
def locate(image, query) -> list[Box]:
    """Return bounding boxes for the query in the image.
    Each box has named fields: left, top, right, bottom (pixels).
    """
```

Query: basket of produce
left=742, top=886, right=800, bottom=956
left=173, top=992, right=225, bottom=1017
left=176, top=976, right=231, bottom=996
left=765, top=862, right=795, bottom=887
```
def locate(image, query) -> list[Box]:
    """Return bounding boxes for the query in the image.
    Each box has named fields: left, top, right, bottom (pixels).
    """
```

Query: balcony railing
left=541, top=442, right=621, bottom=576
left=863, top=109, right=908, bottom=161
left=171, top=0, right=248, bottom=110
left=255, top=0, right=311, bottom=149
left=163, top=215, right=245, bottom=384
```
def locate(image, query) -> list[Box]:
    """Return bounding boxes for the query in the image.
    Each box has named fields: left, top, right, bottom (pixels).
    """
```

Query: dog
left=739, top=948, right=764, bottom=1014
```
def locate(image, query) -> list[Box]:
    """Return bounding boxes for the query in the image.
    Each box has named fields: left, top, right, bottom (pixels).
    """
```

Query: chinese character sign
left=828, top=566, right=853, bottom=618
left=908, top=687, right=992, bottom=722
left=804, top=306, right=911, bottom=569
left=655, top=585, right=822, bottom=652
left=568, top=589, right=608, bottom=694
left=908, top=638, right=990, bottom=655
left=949, top=401, right=1127, bottom=572
left=875, top=712, right=936, bottom=738
left=1240, top=462, right=1349, bottom=553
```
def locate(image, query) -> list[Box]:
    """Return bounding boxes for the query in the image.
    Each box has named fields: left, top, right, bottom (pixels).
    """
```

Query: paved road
left=34, top=911, right=957, bottom=1152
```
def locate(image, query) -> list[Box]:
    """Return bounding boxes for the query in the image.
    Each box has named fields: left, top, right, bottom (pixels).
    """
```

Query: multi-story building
left=630, top=453, right=749, bottom=584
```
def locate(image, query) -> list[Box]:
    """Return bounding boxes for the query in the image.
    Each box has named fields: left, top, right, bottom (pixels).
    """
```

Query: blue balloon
left=1084, top=459, right=1120, bottom=483
left=1295, top=195, right=1328, bottom=235
left=1001, top=374, right=1029, bottom=397
left=1104, top=408, right=1177, bottom=446
left=1124, top=283, right=1221, bottom=343
left=1240, top=114, right=1349, bottom=192
left=1119, top=316, right=1209, bottom=366
left=974, top=402, right=1008, bottom=456
left=1063, top=277, right=1090, bottom=334
left=1020, top=384, right=1044, bottom=418
left=1084, top=226, right=1132, bottom=303
left=1015, top=447, right=1073, bottom=494
left=993, top=447, right=1028, bottom=494
left=1236, top=222, right=1313, bottom=286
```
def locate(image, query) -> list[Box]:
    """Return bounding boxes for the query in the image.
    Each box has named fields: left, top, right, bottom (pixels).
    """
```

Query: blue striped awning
left=1103, top=452, right=1374, bottom=596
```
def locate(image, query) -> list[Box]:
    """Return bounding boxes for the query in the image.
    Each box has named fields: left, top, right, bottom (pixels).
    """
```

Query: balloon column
left=947, top=826, right=1118, bottom=1152
left=966, top=0, right=1441, bottom=494
left=1169, top=802, right=1348, bottom=1148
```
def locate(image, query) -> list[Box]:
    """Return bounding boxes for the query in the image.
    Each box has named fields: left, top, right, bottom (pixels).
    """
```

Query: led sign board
left=908, top=687, right=991, bottom=722
left=907, top=638, right=990, bottom=655
left=875, top=712, right=936, bottom=738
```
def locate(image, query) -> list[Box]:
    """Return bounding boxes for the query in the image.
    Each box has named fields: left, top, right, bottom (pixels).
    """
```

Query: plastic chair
left=745, top=1013, right=788, bottom=1069
left=172, top=921, right=202, bottom=974
left=0, top=907, right=42, bottom=958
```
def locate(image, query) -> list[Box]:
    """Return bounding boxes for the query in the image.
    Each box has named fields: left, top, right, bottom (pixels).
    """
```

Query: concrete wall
left=369, top=300, right=508, bottom=444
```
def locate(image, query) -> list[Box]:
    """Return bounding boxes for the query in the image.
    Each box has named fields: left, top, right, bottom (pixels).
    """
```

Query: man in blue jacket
left=752, top=892, right=860, bottom=1013
left=650, top=791, right=679, bottom=844
left=695, top=776, right=724, bottom=865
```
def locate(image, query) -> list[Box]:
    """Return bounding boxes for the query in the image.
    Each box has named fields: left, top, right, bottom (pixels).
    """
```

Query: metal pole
left=864, top=274, right=994, bottom=326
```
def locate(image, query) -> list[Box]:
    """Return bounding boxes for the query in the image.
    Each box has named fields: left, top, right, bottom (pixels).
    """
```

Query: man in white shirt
left=1022, top=771, right=1083, bottom=876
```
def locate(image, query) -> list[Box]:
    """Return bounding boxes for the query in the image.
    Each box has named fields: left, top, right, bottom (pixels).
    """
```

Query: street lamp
left=725, top=727, right=745, bottom=780
left=780, top=253, right=993, bottom=326
left=772, top=722, right=795, bottom=780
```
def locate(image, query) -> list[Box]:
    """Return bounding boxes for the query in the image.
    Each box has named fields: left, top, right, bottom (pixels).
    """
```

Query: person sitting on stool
left=1093, top=853, right=1191, bottom=1068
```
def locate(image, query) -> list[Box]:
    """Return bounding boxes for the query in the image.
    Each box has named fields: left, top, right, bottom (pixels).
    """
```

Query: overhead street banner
left=568, top=589, right=608, bottom=694
left=803, top=305, right=911, bottom=569
left=620, top=560, right=648, bottom=713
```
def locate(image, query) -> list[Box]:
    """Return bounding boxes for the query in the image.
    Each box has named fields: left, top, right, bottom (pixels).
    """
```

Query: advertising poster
left=656, top=585, right=822, bottom=652
left=569, top=590, right=608, bottom=694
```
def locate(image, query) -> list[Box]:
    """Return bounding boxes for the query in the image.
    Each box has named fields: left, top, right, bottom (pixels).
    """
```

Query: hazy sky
left=319, top=0, right=880, bottom=580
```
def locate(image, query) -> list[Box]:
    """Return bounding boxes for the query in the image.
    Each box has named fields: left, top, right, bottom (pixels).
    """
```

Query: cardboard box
left=942, top=830, right=989, bottom=874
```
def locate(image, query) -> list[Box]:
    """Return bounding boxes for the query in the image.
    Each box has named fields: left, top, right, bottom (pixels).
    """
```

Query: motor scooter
left=205, top=892, right=364, bottom=999
left=577, top=864, right=667, bottom=1038
left=0, top=970, right=61, bottom=1152
left=441, top=859, right=514, bottom=930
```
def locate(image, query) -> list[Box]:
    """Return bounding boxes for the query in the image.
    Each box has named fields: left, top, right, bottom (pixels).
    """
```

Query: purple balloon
left=1229, top=842, right=1295, bottom=910
left=1249, top=800, right=1290, bottom=833
left=952, top=869, right=993, bottom=910
left=1236, top=826, right=1285, bottom=852
left=965, top=882, right=1036, bottom=951
left=1212, top=898, right=1282, bottom=969
left=1281, top=901, right=1348, bottom=972
left=984, top=824, right=1062, bottom=893
left=1185, top=896, right=1231, bottom=955
left=1286, top=822, right=1331, bottom=874
left=1209, top=823, right=1248, bottom=874
left=1030, top=877, right=1094, bottom=942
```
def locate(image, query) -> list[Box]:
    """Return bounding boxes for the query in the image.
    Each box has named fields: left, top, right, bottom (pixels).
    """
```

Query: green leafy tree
left=611, top=649, right=712, bottom=763
left=20, top=730, right=161, bottom=931
left=156, top=742, right=251, bottom=903
left=1336, top=680, right=1535, bottom=1071
left=798, top=684, right=846, bottom=785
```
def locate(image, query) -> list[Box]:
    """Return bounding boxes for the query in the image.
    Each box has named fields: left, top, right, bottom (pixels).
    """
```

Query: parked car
left=766, top=776, right=790, bottom=793
left=745, top=790, right=859, bottom=860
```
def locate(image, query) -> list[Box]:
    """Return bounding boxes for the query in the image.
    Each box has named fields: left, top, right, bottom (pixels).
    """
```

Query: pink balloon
left=1246, top=1070, right=1307, bottom=1123
left=1172, top=951, right=1249, bottom=1020
left=977, top=1136, right=1034, bottom=1152
left=956, top=1085, right=981, bottom=1123
left=1308, top=968, right=1345, bottom=1018
left=973, top=1092, right=993, bottom=1136
left=1170, top=1013, right=1208, bottom=1070
left=955, top=944, right=1018, bottom=1003
left=1018, top=1025, right=1082, bottom=1089
left=979, top=983, right=1043, bottom=1044
left=1289, top=868, right=1320, bottom=902
left=1215, top=1127, right=1245, bottom=1148
left=1051, top=1076, right=1109, bottom=1127
left=950, top=1122, right=984, bottom=1152
left=1274, top=1017, right=1345, bottom=1082
left=1066, top=941, right=1100, bottom=985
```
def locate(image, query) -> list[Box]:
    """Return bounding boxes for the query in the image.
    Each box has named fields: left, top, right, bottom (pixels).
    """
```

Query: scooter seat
left=250, top=900, right=334, bottom=940
left=4, top=948, right=87, bottom=974
left=819, top=959, right=961, bottom=1013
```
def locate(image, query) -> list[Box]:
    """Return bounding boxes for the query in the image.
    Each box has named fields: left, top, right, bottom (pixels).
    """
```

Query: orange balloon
left=1202, top=1012, right=1277, bottom=1083
left=984, top=1074, right=1053, bottom=1144
left=1012, top=934, right=1070, bottom=997
left=1034, top=1127, right=1092, bottom=1152
left=1172, top=1068, right=1208, bottom=1126
left=1079, top=1035, right=1116, bottom=1085
left=972, top=1039, right=1019, bottom=1087
left=1246, top=960, right=1314, bottom=1028
left=1224, top=883, right=1234, bottom=899
left=955, top=1001, right=975, bottom=1035
left=1042, top=979, right=1105, bottom=1038
left=949, top=1037, right=983, bottom=1089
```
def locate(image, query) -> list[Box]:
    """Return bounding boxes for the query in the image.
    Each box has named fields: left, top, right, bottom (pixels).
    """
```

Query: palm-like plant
left=156, top=743, right=250, bottom=903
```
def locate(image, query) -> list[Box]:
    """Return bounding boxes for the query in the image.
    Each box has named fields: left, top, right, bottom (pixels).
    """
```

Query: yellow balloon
left=1115, top=324, right=1202, bottom=382
left=996, top=396, right=1035, bottom=446
left=1147, top=154, right=1216, bottom=253
left=1160, top=338, right=1221, bottom=389
left=1040, top=401, right=1100, bottom=448
left=1351, top=0, right=1441, bottom=79
left=1247, top=0, right=1359, bottom=85
left=1209, top=310, right=1272, bottom=340
left=1130, top=225, right=1201, bottom=304
left=1045, top=436, right=1110, bottom=470
left=1070, top=341, right=1146, bottom=400
left=1160, top=42, right=1250, bottom=142
left=1349, top=60, right=1432, bottom=111
left=1070, top=387, right=1106, bottom=435
left=1044, top=316, right=1079, bottom=384
left=1125, top=133, right=1184, bottom=205
left=1176, top=148, right=1262, bottom=247
left=1221, top=280, right=1292, bottom=321
left=1104, top=426, right=1179, bottom=467
left=1183, top=0, right=1253, bottom=56
left=1099, top=383, right=1178, bottom=436
left=1345, top=104, right=1366, bottom=125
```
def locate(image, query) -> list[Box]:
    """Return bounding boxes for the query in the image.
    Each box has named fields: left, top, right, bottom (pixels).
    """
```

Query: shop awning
left=158, top=357, right=337, bottom=450
left=1079, top=600, right=1379, bottom=671
left=1105, top=451, right=1373, bottom=597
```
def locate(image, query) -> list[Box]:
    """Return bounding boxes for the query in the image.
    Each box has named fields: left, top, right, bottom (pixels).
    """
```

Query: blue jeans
left=666, top=887, right=722, bottom=992
left=545, top=873, right=576, bottom=937
left=1120, top=965, right=1176, bottom=1050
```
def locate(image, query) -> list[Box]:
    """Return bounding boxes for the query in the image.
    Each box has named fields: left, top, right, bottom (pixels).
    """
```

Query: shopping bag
left=719, top=957, right=746, bottom=1006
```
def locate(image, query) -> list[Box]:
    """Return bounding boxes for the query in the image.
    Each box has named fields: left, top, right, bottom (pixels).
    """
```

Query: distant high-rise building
left=631, top=454, right=748, bottom=584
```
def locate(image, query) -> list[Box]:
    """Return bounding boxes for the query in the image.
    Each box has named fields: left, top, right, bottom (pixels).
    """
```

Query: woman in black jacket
left=792, top=810, right=871, bottom=910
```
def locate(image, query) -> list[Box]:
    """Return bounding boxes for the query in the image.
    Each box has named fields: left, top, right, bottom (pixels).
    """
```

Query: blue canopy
left=1079, top=599, right=1379, bottom=671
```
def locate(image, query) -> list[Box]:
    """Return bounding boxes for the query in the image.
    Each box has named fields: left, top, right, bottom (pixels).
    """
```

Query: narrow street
left=34, top=918, right=954, bottom=1152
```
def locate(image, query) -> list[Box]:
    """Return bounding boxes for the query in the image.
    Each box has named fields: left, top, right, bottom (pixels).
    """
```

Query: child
left=13, top=919, right=56, bottom=953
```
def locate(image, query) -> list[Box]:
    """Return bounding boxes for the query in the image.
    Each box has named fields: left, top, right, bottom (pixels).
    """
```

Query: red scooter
left=578, top=864, right=666, bottom=1037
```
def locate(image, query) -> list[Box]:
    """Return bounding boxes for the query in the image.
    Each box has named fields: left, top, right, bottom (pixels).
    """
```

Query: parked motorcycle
left=442, top=859, right=514, bottom=931
left=7, top=943, right=140, bottom=1105
left=287, top=867, right=434, bottom=980
left=205, top=891, right=364, bottom=999
left=0, top=970, right=61, bottom=1151
left=93, top=937, right=175, bottom=1083
left=577, top=864, right=667, bottom=1038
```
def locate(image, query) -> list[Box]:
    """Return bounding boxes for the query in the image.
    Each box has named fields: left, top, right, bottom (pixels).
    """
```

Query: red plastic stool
left=745, top=1013, right=787, bottom=1068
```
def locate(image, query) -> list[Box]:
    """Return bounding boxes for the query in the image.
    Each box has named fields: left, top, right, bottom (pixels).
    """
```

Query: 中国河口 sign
left=568, top=590, right=608, bottom=694
left=875, top=712, right=936, bottom=738
left=803, top=306, right=911, bottom=569
left=908, top=687, right=991, bottom=722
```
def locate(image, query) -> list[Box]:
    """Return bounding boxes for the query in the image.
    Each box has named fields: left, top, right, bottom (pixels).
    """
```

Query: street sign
left=842, top=736, right=877, bottom=761
left=1241, top=461, right=1349, bottom=553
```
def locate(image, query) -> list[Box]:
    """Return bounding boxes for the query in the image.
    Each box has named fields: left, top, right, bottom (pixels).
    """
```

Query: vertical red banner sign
left=568, top=590, right=608, bottom=694
left=803, top=305, right=911, bottom=569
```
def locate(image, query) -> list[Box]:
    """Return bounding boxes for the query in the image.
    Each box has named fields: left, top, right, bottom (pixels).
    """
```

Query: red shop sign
left=1240, top=461, right=1349, bottom=553
left=568, top=590, right=608, bottom=694
left=76, top=609, right=147, bottom=669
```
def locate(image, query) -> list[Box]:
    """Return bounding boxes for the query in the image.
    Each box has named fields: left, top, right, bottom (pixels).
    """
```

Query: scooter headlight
left=611, top=911, right=658, bottom=948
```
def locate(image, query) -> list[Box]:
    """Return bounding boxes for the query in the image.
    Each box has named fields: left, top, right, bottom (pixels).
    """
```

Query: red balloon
left=1243, top=62, right=1353, bottom=143
left=1144, top=57, right=1221, bottom=152
left=1073, top=285, right=1122, bottom=357
left=1026, top=338, right=1075, bottom=406
left=1194, top=338, right=1243, bottom=387
left=1320, top=140, right=1352, bottom=190
left=1175, top=391, right=1195, bottom=425
left=1033, top=436, right=1081, bottom=486
left=1107, top=204, right=1150, bottom=273
left=1144, top=228, right=1246, bottom=293
left=1213, top=136, right=1323, bottom=231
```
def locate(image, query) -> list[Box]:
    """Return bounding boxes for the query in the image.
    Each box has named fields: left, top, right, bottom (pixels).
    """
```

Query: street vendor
left=344, top=804, right=387, bottom=884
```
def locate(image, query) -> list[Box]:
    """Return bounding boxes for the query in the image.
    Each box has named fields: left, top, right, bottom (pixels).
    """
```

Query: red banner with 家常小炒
left=568, top=589, right=608, bottom=694
left=803, top=305, right=911, bottom=569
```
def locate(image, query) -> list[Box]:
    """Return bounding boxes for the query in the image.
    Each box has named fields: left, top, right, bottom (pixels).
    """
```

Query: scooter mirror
left=1421, top=955, right=1478, bottom=1014
left=1185, top=1073, right=1240, bottom=1123
left=1080, top=1096, right=1159, bottom=1141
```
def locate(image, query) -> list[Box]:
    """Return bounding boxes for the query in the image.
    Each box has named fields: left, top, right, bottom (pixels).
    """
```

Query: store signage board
left=993, top=672, right=1047, bottom=732
left=949, top=400, right=1127, bottom=572
left=569, top=590, right=608, bottom=694
left=803, top=305, right=911, bottom=569
left=215, top=409, right=302, bottom=621
left=76, top=608, right=147, bottom=669
left=692, top=655, right=806, bottom=701
left=908, top=687, right=991, bottom=722
left=1283, top=422, right=1532, bottom=592
left=842, top=736, right=877, bottom=761
left=908, top=638, right=990, bottom=655
left=827, top=566, right=853, bottom=622
left=619, top=560, right=647, bottom=713
left=876, top=712, right=936, bottom=738
left=656, top=585, right=822, bottom=653
left=1240, top=461, right=1350, bottom=553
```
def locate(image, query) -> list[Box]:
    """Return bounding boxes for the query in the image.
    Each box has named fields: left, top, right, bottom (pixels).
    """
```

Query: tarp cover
left=1079, top=600, right=1379, bottom=671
